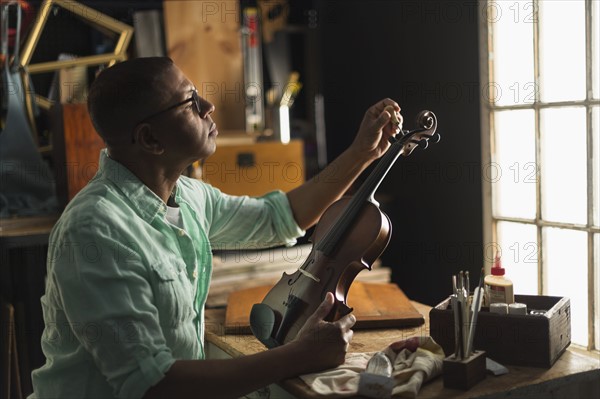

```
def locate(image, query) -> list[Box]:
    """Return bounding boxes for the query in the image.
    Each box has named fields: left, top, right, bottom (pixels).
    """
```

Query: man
left=30, top=57, right=402, bottom=398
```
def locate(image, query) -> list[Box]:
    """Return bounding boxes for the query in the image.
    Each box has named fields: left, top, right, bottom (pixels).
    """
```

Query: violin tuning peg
left=432, top=133, right=441, bottom=144
left=419, top=140, right=429, bottom=150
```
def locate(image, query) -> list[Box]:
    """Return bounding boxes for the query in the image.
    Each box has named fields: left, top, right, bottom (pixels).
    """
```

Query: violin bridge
left=298, top=268, right=320, bottom=282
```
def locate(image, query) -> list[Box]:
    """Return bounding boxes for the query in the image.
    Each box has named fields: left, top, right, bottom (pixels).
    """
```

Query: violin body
left=250, top=110, right=439, bottom=348
left=253, top=198, right=391, bottom=347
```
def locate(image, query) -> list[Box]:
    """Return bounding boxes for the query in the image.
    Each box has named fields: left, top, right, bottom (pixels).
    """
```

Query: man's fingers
left=366, top=98, right=399, bottom=118
left=334, top=312, right=357, bottom=330
left=344, top=329, right=354, bottom=345
left=342, top=328, right=354, bottom=353
left=384, top=105, right=403, bottom=124
left=309, top=292, right=335, bottom=321
left=374, top=110, right=393, bottom=131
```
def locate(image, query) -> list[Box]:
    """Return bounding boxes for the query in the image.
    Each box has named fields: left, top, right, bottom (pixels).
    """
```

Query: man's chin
left=198, top=144, right=217, bottom=161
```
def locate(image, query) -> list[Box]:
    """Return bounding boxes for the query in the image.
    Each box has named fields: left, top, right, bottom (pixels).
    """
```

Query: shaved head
left=87, top=57, right=175, bottom=147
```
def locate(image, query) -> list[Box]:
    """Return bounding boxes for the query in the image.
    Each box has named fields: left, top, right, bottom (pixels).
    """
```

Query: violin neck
left=317, top=141, right=403, bottom=256
left=356, top=141, right=404, bottom=203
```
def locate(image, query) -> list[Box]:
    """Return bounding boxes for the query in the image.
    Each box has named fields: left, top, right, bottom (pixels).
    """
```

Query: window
left=481, top=0, right=599, bottom=350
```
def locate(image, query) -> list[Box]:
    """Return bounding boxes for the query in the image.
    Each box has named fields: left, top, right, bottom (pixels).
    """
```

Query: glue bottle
left=485, top=255, right=514, bottom=305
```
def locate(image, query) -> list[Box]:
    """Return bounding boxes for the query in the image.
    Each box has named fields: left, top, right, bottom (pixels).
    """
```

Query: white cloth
left=300, top=336, right=444, bottom=398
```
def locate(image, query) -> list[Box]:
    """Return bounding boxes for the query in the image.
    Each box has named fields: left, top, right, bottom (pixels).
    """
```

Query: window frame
left=480, top=0, right=599, bottom=351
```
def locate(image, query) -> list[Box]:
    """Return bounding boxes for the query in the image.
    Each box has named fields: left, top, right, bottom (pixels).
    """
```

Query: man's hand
left=293, top=292, right=356, bottom=371
left=146, top=292, right=355, bottom=399
left=286, top=98, right=403, bottom=230
left=350, top=98, right=403, bottom=163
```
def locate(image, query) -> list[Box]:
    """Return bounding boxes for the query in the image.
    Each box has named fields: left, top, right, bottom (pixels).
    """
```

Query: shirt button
left=192, top=270, right=198, bottom=279
left=178, top=229, right=186, bottom=236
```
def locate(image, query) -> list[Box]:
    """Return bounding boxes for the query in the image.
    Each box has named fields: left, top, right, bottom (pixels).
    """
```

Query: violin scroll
left=398, top=110, right=439, bottom=156
left=416, top=110, right=436, bottom=131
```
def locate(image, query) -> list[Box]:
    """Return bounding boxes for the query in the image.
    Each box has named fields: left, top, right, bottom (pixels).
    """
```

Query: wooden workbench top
left=205, top=302, right=600, bottom=398
left=0, top=215, right=58, bottom=238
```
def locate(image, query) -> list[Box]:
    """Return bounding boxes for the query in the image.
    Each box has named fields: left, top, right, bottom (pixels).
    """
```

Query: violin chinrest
left=250, top=303, right=280, bottom=348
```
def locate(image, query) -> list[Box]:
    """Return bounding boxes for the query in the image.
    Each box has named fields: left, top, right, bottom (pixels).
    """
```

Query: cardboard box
left=429, top=295, right=571, bottom=368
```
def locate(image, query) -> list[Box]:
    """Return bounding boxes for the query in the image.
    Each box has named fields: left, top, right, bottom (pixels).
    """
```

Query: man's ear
left=133, top=123, right=165, bottom=155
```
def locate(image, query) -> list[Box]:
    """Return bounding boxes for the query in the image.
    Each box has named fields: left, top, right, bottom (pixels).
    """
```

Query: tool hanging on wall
left=241, top=7, right=265, bottom=133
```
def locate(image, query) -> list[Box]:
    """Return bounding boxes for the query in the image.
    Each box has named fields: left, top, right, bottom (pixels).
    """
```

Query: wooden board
left=224, top=282, right=424, bottom=334
left=0, top=215, right=58, bottom=238
left=164, top=0, right=245, bottom=132
left=52, top=103, right=104, bottom=207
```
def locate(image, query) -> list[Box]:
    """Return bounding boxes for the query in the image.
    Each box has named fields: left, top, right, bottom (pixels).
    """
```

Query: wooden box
left=429, top=295, right=571, bottom=368
left=201, top=139, right=305, bottom=197
left=442, top=350, right=487, bottom=390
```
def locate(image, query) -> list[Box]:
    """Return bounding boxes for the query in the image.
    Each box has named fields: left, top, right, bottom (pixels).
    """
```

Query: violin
left=250, top=110, right=440, bottom=348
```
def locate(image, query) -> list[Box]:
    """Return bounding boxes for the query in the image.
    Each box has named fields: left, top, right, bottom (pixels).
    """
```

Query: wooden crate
left=429, top=295, right=571, bottom=368
left=201, top=139, right=304, bottom=196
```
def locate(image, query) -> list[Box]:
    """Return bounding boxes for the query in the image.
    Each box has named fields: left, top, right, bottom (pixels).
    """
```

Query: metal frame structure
left=19, top=0, right=133, bottom=109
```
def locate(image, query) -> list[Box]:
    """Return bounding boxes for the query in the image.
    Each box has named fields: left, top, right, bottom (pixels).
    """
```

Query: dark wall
left=21, top=0, right=483, bottom=306
left=317, top=0, right=483, bottom=306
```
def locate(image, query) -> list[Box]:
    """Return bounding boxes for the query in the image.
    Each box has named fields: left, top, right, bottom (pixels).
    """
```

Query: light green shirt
left=30, top=150, right=304, bottom=399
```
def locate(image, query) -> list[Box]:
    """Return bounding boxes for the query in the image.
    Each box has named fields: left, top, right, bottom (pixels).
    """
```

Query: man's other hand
left=293, top=292, right=356, bottom=371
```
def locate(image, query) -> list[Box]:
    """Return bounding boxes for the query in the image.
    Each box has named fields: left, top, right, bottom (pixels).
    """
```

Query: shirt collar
left=97, top=149, right=174, bottom=222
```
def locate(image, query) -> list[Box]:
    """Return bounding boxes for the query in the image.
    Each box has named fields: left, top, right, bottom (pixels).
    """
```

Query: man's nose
left=200, top=98, right=215, bottom=118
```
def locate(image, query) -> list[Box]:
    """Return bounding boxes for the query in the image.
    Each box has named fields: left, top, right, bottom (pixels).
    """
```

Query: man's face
left=143, top=65, right=219, bottom=163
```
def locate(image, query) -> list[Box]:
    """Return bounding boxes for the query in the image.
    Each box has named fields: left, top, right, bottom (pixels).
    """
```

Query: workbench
left=205, top=302, right=600, bottom=398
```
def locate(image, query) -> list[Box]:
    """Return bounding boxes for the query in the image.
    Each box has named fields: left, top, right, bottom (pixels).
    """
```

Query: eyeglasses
left=138, top=90, right=202, bottom=125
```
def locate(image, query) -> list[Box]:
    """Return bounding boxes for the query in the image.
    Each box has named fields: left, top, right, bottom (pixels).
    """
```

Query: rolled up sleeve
left=51, top=223, right=175, bottom=399
left=204, top=186, right=305, bottom=248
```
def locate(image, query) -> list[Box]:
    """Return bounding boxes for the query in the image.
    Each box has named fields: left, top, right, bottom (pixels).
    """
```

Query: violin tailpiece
left=274, top=294, right=306, bottom=344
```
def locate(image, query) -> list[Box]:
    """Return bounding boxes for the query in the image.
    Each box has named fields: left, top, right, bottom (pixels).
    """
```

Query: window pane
left=593, top=0, right=599, bottom=99
left=493, top=110, right=536, bottom=219
left=539, top=1, right=586, bottom=102
left=490, top=1, right=535, bottom=106
left=544, top=228, right=588, bottom=346
left=541, top=107, right=587, bottom=224
left=594, top=106, right=599, bottom=226
left=495, top=221, right=538, bottom=295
